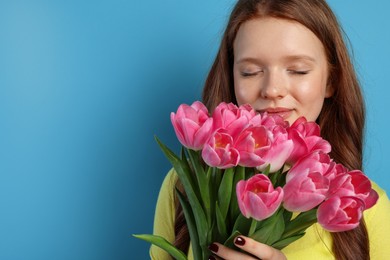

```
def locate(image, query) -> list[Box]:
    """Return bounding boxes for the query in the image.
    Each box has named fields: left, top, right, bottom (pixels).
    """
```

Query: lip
left=258, top=107, right=293, bottom=120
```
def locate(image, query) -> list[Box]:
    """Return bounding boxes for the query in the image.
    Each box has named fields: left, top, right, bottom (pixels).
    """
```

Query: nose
left=260, top=70, right=287, bottom=99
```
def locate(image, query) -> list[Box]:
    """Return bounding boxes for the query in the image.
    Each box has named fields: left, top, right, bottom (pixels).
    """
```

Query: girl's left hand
left=208, top=235, right=287, bottom=260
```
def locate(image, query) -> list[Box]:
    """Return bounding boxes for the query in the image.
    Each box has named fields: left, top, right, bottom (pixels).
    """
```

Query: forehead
left=233, top=17, right=327, bottom=63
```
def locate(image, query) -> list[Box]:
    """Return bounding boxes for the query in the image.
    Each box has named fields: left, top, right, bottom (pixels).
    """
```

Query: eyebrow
left=235, top=55, right=317, bottom=65
left=283, top=55, right=316, bottom=63
left=235, top=57, right=261, bottom=65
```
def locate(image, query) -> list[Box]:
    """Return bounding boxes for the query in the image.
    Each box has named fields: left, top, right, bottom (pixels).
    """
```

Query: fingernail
left=208, top=243, right=219, bottom=253
left=208, top=255, right=216, bottom=260
left=234, top=236, right=246, bottom=246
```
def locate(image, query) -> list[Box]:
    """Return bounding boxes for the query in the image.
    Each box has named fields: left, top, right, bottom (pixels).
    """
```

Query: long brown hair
left=176, top=0, right=369, bottom=259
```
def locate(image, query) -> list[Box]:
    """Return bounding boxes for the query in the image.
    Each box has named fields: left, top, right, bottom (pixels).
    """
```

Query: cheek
left=305, top=100, right=325, bottom=122
left=296, top=72, right=328, bottom=100
left=233, top=69, right=263, bottom=105
left=294, top=78, right=327, bottom=121
left=234, top=83, right=258, bottom=105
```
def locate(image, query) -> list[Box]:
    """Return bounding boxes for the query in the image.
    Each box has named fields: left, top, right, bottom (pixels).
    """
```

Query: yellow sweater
left=150, top=169, right=390, bottom=259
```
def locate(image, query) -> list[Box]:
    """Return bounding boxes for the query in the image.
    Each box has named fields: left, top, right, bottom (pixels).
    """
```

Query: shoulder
left=155, top=168, right=179, bottom=214
left=150, top=168, right=179, bottom=259
left=159, top=168, right=179, bottom=199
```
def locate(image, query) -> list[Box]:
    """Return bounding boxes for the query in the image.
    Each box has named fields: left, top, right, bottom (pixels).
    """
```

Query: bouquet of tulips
left=134, top=101, right=378, bottom=260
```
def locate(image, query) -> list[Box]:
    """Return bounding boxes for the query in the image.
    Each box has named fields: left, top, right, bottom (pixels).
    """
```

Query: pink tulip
left=286, top=151, right=335, bottom=182
left=287, top=117, right=331, bottom=164
left=283, top=152, right=331, bottom=211
left=255, top=125, right=293, bottom=172
left=317, top=196, right=364, bottom=232
left=170, top=101, right=213, bottom=150
left=323, top=163, right=348, bottom=181
left=283, top=171, right=329, bottom=212
left=234, top=126, right=270, bottom=167
left=201, top=130, right=240, bottom=169
left=255, top=112, right=289, bottom=130
left=236, top=174, right=284, bottom=221
left=211, top=102, right=254, bottom=139
left=234, top=125, right=293, bottom=171
left=238, top=103, right=257, bottom=119
left=328, top=170, right=379, bottom=209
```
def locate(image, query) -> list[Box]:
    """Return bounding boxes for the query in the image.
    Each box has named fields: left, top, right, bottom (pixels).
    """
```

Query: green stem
left=282, top=208, right=318, bottom=238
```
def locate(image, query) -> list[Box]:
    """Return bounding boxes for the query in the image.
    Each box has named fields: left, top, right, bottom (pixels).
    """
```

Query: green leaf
left=282, top=208, right=317, bottom=239
left=206, top=166, right=216, bottom=223
left=187, top=149, right=211, bottom=223
left=269, top=171, right=279, bottom=186
left=218, top=167, right=234, bottom=219
left=244, top=166, right=256, bottom=179
left=215, top=202, right=228, bottom=240
left=155, top=136, right=195, bottom=190
left=283, top=208, right=293, bottom=224
left=209, top=219, right=217, bottom=243
left=271, top=233, right=305, bottom=250
left=268, top=166, right=285, bottom=187
left=223, top=230, right=242, bottom=249
left=210, top=167, right=222, bottom=222
left=155, top=137, right=209, bottom=247
left=213, top=167, right=223, bottom=187
left=230, top=166, right=245, bottom=223
left=206, top=166, right=213, bottom=182
left=275, top=169, right=287, bottom=187
left=232, top=214, right=252, bottom=235
left=261, top=164, right=271, bottom=176
left=250, top=208, right=285, bottom=245
left=180, top=147, right=196, bottom=185
left=176, top=189, right=203, bottom=260
left=133, top=234, right=187, bottom=260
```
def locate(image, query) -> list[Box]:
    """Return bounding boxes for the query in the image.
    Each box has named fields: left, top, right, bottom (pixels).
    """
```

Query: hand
left=208, top=235, right=287, bottom=260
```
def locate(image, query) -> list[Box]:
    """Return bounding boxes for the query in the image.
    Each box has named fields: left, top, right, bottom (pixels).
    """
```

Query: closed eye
left=288, top=70, right=310, bottom=75
left=240, top=71, right=263, bottom=77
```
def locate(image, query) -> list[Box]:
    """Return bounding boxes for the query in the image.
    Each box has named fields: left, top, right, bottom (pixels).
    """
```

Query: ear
left=325, top=83, right=334, bottom=98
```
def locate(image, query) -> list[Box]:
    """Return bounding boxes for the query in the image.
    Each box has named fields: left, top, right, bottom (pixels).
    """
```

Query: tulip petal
left=318, top=196, right=364, bottom=232
left=236, top=174, right=283, bottom=221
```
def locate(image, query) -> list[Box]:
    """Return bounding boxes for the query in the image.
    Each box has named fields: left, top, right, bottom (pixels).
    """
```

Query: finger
left=207, top=244, right=223, bottom=260
left=233, top=236, right=286, bottom=260
left=208, top=254, right=223, bottom=260
left=208, top=242, right=257, bottom=260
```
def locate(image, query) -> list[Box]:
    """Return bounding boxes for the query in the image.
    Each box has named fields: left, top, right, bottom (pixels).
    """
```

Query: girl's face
left=233, top=17, right=333, bottom=124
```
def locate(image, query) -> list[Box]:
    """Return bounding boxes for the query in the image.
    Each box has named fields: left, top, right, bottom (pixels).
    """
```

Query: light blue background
left=0, top=1, right=389, bottom=259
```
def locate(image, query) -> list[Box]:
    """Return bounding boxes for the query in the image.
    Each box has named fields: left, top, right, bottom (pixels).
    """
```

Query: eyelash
left=288, top=70, right=309, bottom=75
left=240, top=71, right=263, bottom=77
left=240, top=70, right=310, bottom=77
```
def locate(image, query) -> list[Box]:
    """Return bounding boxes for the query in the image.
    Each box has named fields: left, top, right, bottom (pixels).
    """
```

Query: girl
left=151, top=0, right=390, bottom=259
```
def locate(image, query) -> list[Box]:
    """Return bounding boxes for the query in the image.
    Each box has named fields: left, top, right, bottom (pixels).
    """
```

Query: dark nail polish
left=234, top=236, right=246, bottom=246
left=208, top=255, right=216, bottom=260
left=208, top=243, right=219, bottom=253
